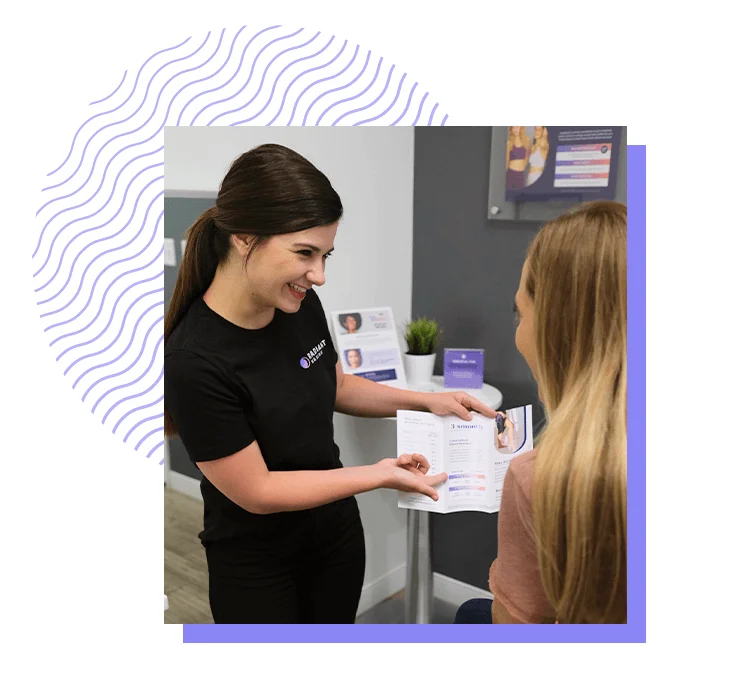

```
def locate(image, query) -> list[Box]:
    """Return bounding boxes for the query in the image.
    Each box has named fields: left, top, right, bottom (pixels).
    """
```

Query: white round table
left=400, top=375, right=503, bottom=624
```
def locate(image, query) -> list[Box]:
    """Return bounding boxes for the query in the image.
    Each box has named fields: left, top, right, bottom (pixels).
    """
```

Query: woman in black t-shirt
left=164, top=144, right=497, bottom=624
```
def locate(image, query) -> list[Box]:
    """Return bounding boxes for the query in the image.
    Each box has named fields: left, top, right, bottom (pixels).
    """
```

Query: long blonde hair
left=532, top=126, right=549, bottom=156
left=507, top=126, right=531, bottom=154
left=526, top=200, right=627, bottom=624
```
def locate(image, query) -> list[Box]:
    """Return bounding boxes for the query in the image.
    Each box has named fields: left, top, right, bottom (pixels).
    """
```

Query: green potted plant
left=403, top=317, right=441, bottom=387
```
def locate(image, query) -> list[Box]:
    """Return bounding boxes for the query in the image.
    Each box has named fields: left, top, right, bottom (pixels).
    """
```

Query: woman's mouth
left=287, top=283, right=308, bottom=300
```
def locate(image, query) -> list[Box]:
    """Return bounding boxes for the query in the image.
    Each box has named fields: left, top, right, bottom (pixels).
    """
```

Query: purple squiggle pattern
left=32, top=26, right=450, bottom=466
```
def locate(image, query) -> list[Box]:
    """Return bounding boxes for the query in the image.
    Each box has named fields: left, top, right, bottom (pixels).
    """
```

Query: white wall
left=165, top=127, right=414, bottom=608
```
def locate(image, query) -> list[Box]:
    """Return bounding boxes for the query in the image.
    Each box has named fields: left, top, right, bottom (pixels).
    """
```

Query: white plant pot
left=403, top=353, right=436, bottom=387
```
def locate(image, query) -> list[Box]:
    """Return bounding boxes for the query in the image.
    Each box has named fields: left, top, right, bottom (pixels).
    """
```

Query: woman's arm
left=335, top=371, right=427, bottom=417
left=198, top=441, right=447, bottom=515
left=488, top=456, right=557, bottom=623
left=334, top=362, right=497, bottom=420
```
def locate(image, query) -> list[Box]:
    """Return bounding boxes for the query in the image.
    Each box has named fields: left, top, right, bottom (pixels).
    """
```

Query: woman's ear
left=230, top=234, right=254, bottom=256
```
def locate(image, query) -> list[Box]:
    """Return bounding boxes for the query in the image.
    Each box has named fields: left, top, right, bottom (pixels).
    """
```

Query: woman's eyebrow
left=292, top=243, right=335, bottom=254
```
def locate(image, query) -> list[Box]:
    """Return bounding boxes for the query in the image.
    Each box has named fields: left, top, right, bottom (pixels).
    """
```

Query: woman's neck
left=203, top=266, right=275, bottom=330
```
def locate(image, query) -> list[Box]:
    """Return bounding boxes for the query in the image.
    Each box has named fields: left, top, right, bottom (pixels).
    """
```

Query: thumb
left=455, top=404, right=473, bottom=421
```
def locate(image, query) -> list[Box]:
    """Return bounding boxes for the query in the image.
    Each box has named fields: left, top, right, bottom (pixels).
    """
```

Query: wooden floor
left=164, top=485, right=458, bottom=624
left=164, top=486, right=213, bottom=624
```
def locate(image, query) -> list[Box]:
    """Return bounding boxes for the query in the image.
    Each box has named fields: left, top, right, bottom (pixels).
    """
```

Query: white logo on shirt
left=300, top=339, right=326, bottom=369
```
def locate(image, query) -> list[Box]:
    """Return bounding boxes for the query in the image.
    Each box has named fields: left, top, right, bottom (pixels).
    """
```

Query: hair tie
left=202, top=207, right=220, bottom=236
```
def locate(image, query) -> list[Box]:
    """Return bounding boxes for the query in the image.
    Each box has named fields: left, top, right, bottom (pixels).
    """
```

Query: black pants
left=454, top=598, right=493, bottom=623
left=204, top=496, right=366, bottom=624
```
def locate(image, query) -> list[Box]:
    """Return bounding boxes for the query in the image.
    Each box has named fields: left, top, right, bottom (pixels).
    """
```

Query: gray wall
left=412, top=126, right=626, bottom=589
left=164, top=196, right=216, bottom=480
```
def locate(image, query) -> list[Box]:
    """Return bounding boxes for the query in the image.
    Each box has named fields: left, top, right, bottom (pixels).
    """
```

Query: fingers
left=449, top=395, right=473, bottom=421
left=456, top=406, right=473, bottom=421
left=469, top=397, right=497, bottom=419
left=451, top=392, right=495, bottom=420
left=397, top=452, right=431, bottom=472
left=418, top=472, right=448, bottom=502
left=411, top=452, right=430, bottom=473
left=426, top=472, right=448, bottom=486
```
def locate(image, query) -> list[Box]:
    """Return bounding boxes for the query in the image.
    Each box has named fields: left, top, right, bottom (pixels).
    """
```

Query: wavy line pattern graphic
left=33, top=26, right=449, bottom=467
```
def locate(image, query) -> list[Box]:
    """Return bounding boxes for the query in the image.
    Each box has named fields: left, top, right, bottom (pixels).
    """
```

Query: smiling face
left=344, top=315, right=358, bottom=332
left=235, top=223, right=338, bottom=314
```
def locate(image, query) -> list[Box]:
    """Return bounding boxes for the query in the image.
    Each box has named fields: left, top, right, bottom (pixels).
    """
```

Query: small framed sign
left=443, top=348, right=484, bottom=389
left=330, top=306, right=407, bottom=389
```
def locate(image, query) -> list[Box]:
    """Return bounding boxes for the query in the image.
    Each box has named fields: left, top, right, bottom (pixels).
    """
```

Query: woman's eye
left=297, top=250, right=332, bottom=260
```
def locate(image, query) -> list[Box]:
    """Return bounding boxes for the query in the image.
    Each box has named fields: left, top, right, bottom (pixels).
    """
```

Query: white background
left=2, top=0, right=748, bottom=698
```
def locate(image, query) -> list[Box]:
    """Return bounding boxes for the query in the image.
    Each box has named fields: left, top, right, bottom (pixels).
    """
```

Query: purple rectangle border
left=183, top=145, right=646, bottom=644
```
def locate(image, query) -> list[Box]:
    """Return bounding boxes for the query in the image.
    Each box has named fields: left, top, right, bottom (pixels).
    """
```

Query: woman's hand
left=374, top=452, right=447, bottom=501
left=422, top=391, right=497, bottom=421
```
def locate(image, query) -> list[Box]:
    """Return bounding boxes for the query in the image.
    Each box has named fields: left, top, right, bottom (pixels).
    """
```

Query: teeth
left=289, top=283, right=307, bottom=293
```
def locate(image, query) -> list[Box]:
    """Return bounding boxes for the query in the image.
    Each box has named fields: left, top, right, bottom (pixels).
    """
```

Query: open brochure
left=397, top=405, right=533, bottom=514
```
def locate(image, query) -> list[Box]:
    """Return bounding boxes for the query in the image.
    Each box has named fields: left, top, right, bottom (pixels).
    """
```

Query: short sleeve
left=164, top=350, right=255, bottom=463
left=488, top=457, right=556, bottom=623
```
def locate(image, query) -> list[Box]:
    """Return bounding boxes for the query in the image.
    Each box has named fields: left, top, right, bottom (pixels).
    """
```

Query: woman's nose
left=307, top=263, right=326, bottom=286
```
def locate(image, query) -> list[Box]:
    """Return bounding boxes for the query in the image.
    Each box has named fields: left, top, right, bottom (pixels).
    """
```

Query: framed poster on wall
left=505, top=126, right=621, bottom=201
left=488, top=126, right=626, bottom=221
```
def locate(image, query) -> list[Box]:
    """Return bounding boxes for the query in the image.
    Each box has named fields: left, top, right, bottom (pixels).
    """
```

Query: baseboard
left=433, top=573, right=493, bottom=608
left=357, top=564, right=406, bottom=616
left=167, top=471, right=203, bottom=501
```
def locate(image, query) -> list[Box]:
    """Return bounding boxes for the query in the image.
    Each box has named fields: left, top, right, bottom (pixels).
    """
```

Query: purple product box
left=443, top=349, right=484, bottom=389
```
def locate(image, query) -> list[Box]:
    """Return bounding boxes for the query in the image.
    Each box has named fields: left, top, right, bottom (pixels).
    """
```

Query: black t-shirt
left=164, top=289, right=342, bottom=543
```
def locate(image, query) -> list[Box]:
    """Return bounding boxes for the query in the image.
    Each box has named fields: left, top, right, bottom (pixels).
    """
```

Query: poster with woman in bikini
left=505, top=126, right=533, bottom=190
left=504, top=126, right=622, bottom=201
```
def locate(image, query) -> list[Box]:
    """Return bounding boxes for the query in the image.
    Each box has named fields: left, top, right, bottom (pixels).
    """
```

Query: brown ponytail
left=164, top=143, right=343, bottom=437
left=164, top=208, right=223, bottom=436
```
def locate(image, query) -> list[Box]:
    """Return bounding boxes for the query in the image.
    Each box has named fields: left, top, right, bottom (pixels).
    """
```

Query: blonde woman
left=526, top=126, right=549, bottom=186
left=506, top=126, right=531, bottom=189
left=455, top=201, right=627, bottom=624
